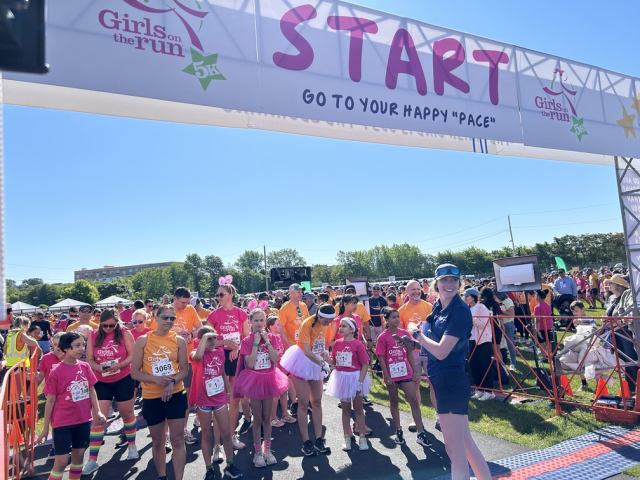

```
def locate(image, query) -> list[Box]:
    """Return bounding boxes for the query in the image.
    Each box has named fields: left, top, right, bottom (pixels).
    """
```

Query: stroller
left=554, top=294, right=575, bottom=331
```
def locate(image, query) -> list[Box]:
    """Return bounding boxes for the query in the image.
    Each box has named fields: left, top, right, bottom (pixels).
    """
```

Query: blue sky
left=5, top=0, right=636, bottom=284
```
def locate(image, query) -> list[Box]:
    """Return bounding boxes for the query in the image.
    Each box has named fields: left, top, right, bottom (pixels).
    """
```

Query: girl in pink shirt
left=266, top=314, right=296, bottom=427
left=375, top=307, right=426, bottom=446
left=35, top=332, right=65, bottom=387
left=326, top=317, right=372, bottom=451
left=37, top=331, right=105, bottom=480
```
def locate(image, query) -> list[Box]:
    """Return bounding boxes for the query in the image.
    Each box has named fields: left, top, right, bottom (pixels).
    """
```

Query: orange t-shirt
left=66, top=320, right=100, bottom=332
left=356, top=303, right=371, bottom=323
left=140, top=331, right=184, bottom=399
left=196, top=308, right=209, bottom=321
left=297, top=316, right=332, bottom=352
left=398, top=301, right=433, bottom=330
left=278, top=301, right=309, bottom=347
left=150, top=305, right=201, bottom=362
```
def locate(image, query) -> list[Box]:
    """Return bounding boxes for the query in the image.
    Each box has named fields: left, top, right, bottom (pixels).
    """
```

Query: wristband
left=265, top=341, right=272, bottom=346
left=170, top=378, right=176, bottom=384
left=253, top=342, right=260, bottom=347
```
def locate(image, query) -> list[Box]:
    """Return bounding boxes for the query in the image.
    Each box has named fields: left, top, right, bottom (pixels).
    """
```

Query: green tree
left=96, top=279, right=134, bottom=300
left=311, top=264, right=336, bottom=286
left=235, top=250, right=264, bottom=273
left=62, top=280, right=99, bottom=304
left=27, top=283, right=65, bottom=307
left=184, top=253, right=206, bottom=293
left=167, top=263, right=190, bottom=293
left=134, top=267, right=172, bottom=300
left=203, top=255, right=225, bottom=286
left=19, top=278, right=44, bottom=289
left=267, top=249, right=306, bottom=269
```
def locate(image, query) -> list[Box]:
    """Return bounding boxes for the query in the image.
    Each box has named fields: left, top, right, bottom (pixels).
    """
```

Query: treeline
left=7, top=233, right=625, bottom=306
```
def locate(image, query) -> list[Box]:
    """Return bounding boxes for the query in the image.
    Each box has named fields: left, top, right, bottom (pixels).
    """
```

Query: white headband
left=341, top=318, right=356, bottom=332
left=318, top=311, right=336, bottom=319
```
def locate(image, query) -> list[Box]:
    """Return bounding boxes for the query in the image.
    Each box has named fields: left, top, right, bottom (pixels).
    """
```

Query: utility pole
left=508, top=216, right=516, bottom=256
left=264, top=245, right=268, bottom=291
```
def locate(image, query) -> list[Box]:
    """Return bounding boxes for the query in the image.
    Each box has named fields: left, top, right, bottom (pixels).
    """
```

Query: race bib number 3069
left=152, top=357, right=176, bottom=376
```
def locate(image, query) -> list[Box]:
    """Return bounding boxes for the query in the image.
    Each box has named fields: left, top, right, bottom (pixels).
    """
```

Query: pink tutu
left=280, top=345, right=328, bottom=381
left=325, top=370, right=372, bottom=402
left=232, top=368, right=289, bottom=400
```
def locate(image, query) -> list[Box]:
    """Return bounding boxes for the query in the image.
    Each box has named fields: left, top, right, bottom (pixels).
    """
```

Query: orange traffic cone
left=620, top=379, right=632, bottom=399
left=9, top=420, right=24, bottom=447
left=560, top=375, right=573, bottom=396
left=595, top=378, right=609, bottom=399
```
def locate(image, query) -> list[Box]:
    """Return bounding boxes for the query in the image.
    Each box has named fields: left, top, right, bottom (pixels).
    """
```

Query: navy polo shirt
left=421, top=294, right=472, bottom=379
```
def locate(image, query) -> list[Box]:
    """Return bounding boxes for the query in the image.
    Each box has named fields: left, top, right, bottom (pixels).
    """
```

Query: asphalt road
left=28, top=391, right=541, bottom=480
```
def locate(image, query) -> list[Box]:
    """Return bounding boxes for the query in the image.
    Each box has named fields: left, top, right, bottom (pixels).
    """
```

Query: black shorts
left=590, top=288, right=600, bottom=297
left=224, top=349, right=239, bottom=377
left=431, top=372, right=471, bottom=415
left=142, top=390, right=188, bottom=427
left=94, top=375, right=135, bottom=402
left=52, top=421, right=91, bottom=455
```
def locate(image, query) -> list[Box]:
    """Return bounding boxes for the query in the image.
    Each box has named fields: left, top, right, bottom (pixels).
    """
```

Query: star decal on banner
left=630, top=94, right=640, bottom=115
left=182, top=48, right=226, bottom=91
left=570, top=116, right=588, bottom=141
left=617, top=105, right=637, bottom=139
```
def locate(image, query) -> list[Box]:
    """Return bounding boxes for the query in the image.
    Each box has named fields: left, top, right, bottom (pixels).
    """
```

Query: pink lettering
left=327, top=16, right=378, bottom=82
left=99, top=10, right=120, bottom=30
left=272, top=5, right=317, bottom=71
left=385, top=29, right=427, bottom=96
left=472, top=49, right=509, bottom=105
left=433, top=38, right=469, bottom=96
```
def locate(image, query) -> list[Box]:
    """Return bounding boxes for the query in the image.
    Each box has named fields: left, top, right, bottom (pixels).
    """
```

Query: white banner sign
left=4, top=0, right=640, bottom=159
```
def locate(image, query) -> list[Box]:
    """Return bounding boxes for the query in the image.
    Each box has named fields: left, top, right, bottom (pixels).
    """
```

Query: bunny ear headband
left=247, top=300, right=270, bottom=311
left=218, top=275, right=234, bottom=286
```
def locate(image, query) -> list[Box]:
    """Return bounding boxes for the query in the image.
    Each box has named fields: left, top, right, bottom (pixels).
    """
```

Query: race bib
left=255, top=352, right=271, bottom=370
left=152, top=357, right=176, bottom=376
left=71, top=381, right=89, bottom=402
left=389, top=362, right=408, bottom=379
left=312, top=338, right=325, bottom=354
left=100, top=359, right=121, bottom=377
left=205, top=376, right=225, bottom=396
left=336, top=351, right=353, bottom=368
left=222, top=332, right=241, bottom=344
left=294, top=329, right=300, bottom=341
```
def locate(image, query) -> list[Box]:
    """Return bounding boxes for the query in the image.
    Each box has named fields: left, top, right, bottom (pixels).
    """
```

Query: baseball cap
left=372, top=284, right=381, bottom=289
left=289, top=283, right=303, bottom=291
left=302, top=293, right=314, bottom=300
left=435, top=263, right=461, bottom=280
left=60, top=314, right=69, bottom=320
left=345, top=284, right=356, bottom=292
left=463, top=288, right=479, bottom=297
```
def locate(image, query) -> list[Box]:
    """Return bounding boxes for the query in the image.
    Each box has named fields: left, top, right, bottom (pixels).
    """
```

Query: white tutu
left=280, top=345, right=328, bottom=381
left=325, top=370, right=372, bottom=402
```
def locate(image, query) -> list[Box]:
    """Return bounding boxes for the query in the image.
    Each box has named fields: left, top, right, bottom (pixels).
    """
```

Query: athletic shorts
left=431, top=372, right=471, bottom=415
left=94, top=375, right=135, bottom=402
left=52, top=421, right=91, bottom=455
left=197, top=404, right=226, bottom=412
left=590, top=288, right=600, bottom=298
left=412, top=351, right=429, bottom=378
left=142, top=390, right=188, bottom=427
left=224, top=349, right=239, bottom=377
left=183, top=364, right=193, bottom=389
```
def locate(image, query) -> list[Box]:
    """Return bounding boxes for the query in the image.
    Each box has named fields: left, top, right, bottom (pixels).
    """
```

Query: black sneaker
left=394, top=430, right=405, bottom=445
left=204, top=468, right=216, bottom=480
left=115, top=432, right=128, bottom=448
left=290, top=402, right=298, bottom=417
left=301, top=440, right=318, bottom=456
left=417, top=430, right=432, bottom=447
left=434, top=420, right=441, bottom=432
left=224, top=463, right=242, bottom=479
left=314, top=437, right=330, bottom=454
left=362, top=395, right=372, bottom=405
left=238, top=418, right=252, bottom=435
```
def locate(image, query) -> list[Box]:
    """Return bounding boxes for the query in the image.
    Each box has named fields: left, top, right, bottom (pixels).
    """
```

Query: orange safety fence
left=467, top=315, right=640, bottom=420
left=0, top=348, right=39, bottom=480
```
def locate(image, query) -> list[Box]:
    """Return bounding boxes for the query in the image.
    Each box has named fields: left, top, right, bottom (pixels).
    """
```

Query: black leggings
left=470, top=342, right=493, bottom=389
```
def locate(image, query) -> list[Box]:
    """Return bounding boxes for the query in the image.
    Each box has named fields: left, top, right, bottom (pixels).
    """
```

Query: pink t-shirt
left=190, top=348, right=227, bottom=408
left=331, top=338, right=369, bottom=373
left=90, top=330, right=130, bottom=383
left=375, top=329, right=413, bottom=382
left=130, top=327, right=150, bottom=342
left=576, top=278, right=587, bottom=291
left=270, top=333, right=285, bottom=360
left=534, top=302, right=554, bottom=330
left=120, top=308, right=133, bottom=323
left=207, top=307, right=248, bottom=350
left=43, top=361, right=97, bottom=428
left=239, top=333, right=277, bottom=373
left=333, top=314, right=362, bottom=341
left=38, top=352, right=62, bottom=383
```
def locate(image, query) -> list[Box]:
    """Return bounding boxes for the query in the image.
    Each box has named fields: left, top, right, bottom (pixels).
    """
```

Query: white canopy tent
left=11, top=301, right=39, bottom=314
left=95, top=295, right=134, bottom=307
left=48, top=298, right=89, bottom=312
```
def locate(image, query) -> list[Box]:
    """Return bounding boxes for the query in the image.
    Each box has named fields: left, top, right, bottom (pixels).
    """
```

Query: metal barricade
left=0, top=349, right=39, bottom=479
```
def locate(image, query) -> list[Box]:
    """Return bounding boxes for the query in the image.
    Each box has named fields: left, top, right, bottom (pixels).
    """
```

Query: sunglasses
left=69, top=314, right=79, bottom=318
left=79, top=310, right=92, bottom=313
left=216, top=293, right=227, bottom=298
left=436, top=266, right=460, bottom=277
left=159, top=315, right=177, bottom=321
left=296, top=306, right=302, bottom=317
left=132, top=320, right=145, bottom=325
left=101, top=323, right=117, bottom=329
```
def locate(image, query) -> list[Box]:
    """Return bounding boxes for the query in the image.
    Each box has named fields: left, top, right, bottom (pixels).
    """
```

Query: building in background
left=74, top=262, right=182, bottom=282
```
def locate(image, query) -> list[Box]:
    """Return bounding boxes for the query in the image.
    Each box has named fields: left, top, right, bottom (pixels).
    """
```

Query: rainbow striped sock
left=123, top=416, right=137, bottom=446
left=69, top=463, right=83, bottom=480
left=89, top=426, right=104, bottom=461
left=48, top=470, right=63, bottom=480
